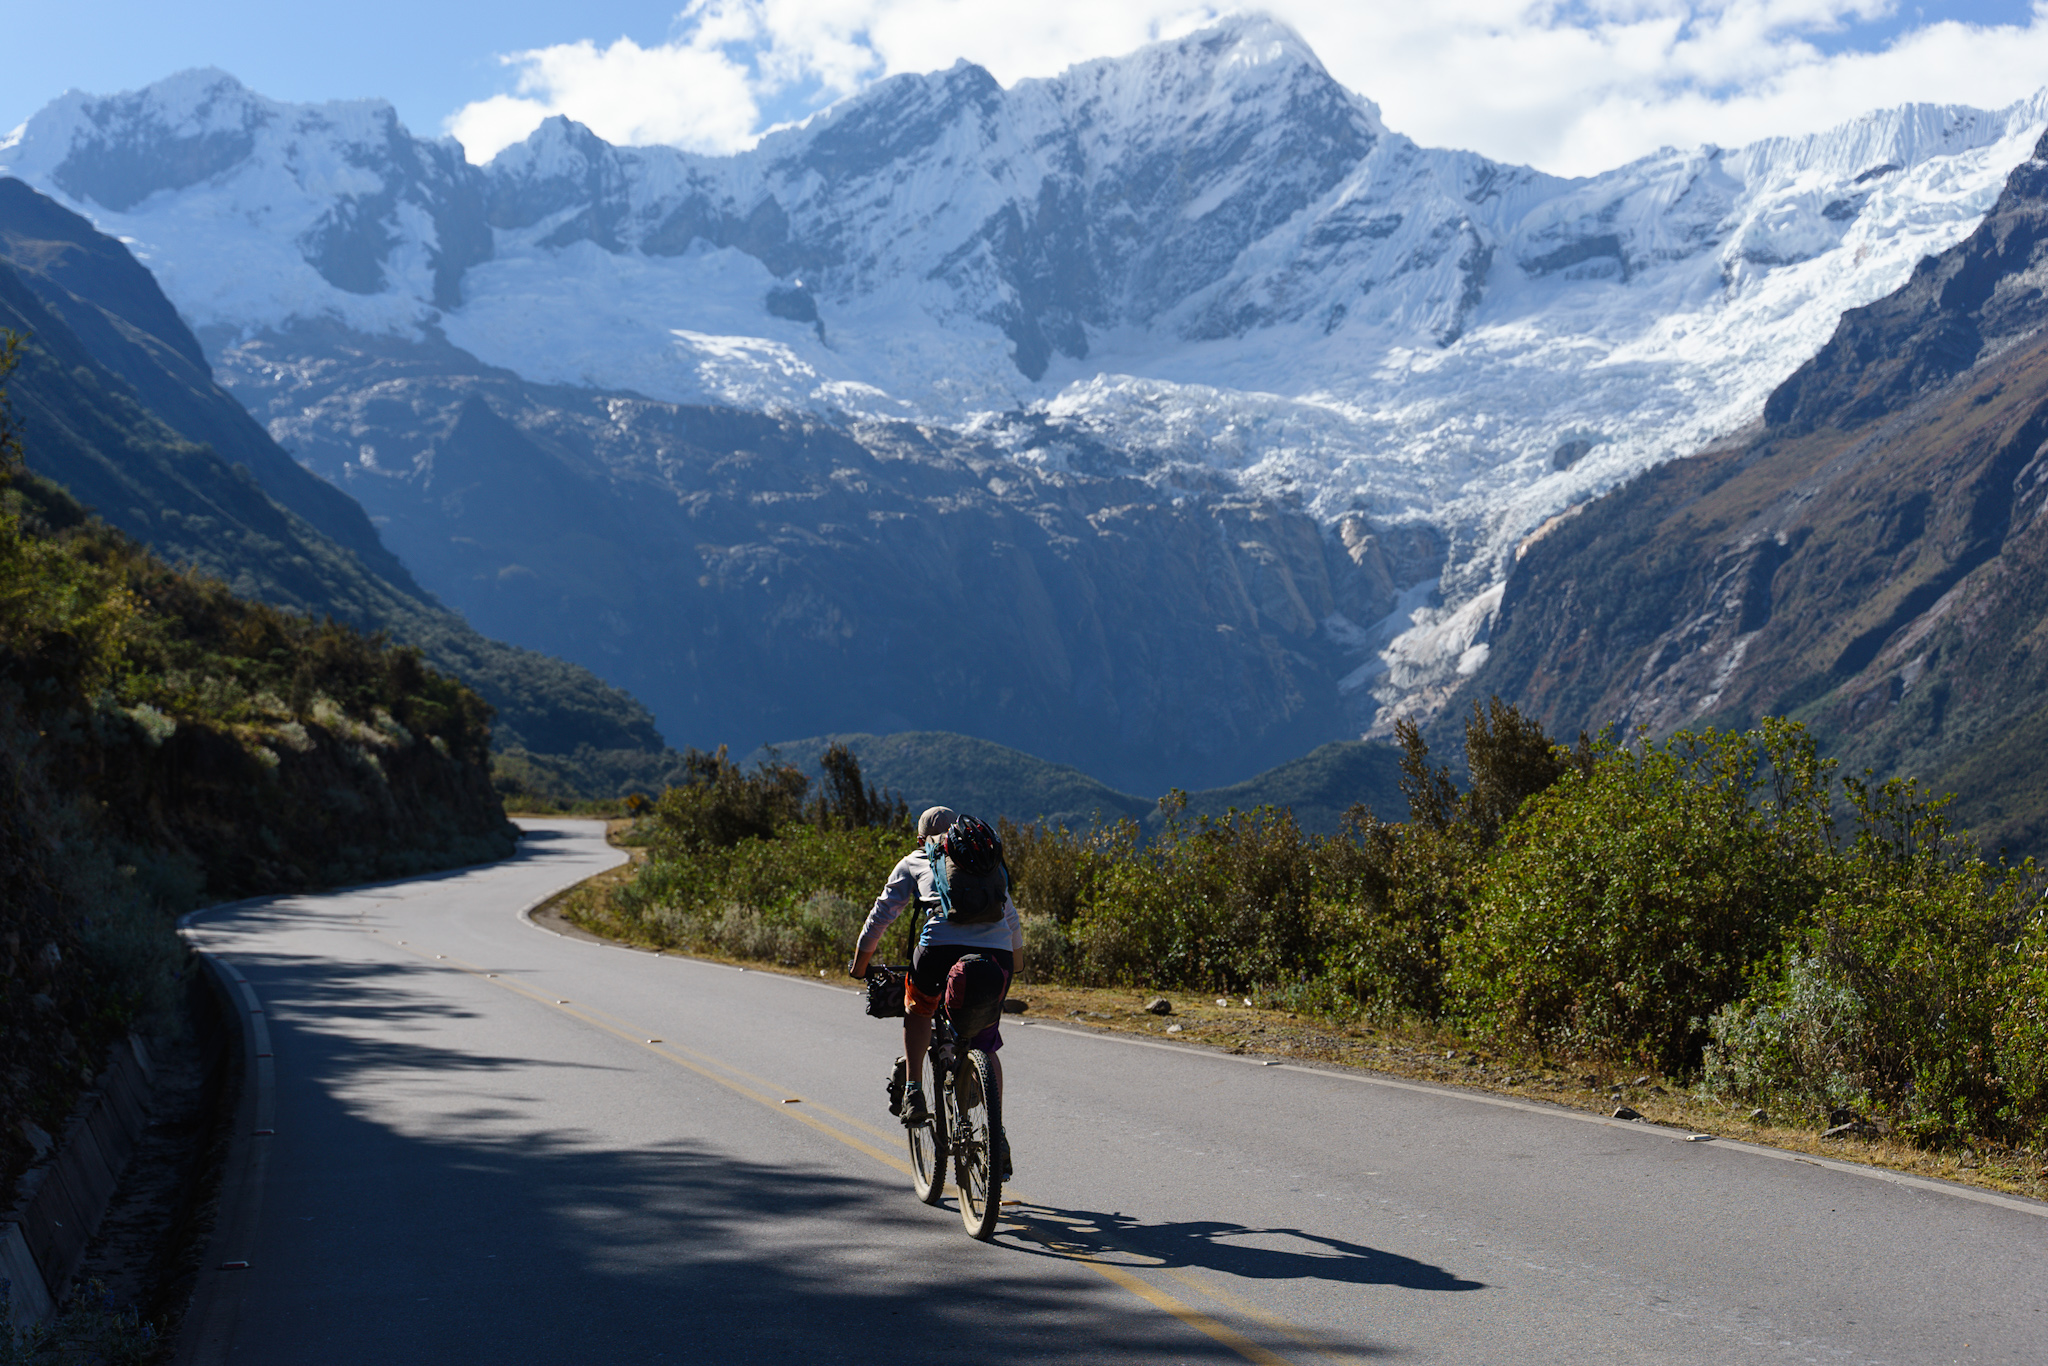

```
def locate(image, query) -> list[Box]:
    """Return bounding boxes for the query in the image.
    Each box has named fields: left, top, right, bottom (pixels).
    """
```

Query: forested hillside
left=753, top=730, right=1405, bottom=836
left=0, top=340, right=514, bottom=1196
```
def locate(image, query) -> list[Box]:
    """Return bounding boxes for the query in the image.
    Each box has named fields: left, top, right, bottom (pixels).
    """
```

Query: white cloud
left=445, top=94, right=554, bottom=163
left=446, top=8, right=771, bottom=161
left=1311, top=1, right=2048, bottom=173
left=446, top=1, right=2048, bottom=172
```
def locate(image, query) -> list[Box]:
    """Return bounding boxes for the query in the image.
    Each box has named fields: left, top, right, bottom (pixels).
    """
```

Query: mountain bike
left=874, top=966, right=1003, bottom=1239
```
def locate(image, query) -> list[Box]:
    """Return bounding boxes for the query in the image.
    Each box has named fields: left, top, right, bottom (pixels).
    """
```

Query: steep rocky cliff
left=1453, top=131, right=2048, bottom=852
left=220, top=323, right=1403, bottom=793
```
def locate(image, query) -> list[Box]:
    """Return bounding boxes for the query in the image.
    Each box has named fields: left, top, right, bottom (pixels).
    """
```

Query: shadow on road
left=509, top=824, right=585, bottom=845
left=215, top=946, right=1389, bottom=1365
left=1002, top=1203, right=1484, bottom=1293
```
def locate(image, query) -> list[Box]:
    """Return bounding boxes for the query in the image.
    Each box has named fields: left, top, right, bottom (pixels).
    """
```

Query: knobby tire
left=955, top=1048, right=1002, bottom=1240
left=908, top=1051, right=947, bottom=1205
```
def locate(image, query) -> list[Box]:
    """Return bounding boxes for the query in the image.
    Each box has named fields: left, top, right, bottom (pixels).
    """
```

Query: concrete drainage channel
left=1, top=1035, right=160, bottom=1328
left=2, top=912, right=254, bottom=1345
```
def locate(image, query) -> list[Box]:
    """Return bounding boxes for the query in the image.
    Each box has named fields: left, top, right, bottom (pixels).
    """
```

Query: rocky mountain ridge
left=3, top=17, right=2044, bottom=764
left=205, top=318, right=1397, bottom=793
left=1450, top=129, right=2048, bottom=853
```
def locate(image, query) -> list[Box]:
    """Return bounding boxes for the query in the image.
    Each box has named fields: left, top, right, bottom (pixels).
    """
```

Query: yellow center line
left=1003, top=1220, right=1296, bottom=1366
left=411, top=945, right=916, bottom=1173
left=383, top=935, right=1323, bottom=1366
left=1162, top=1268, right=1372, bottom=1366
left=431, top=946, right=911, bottom=1145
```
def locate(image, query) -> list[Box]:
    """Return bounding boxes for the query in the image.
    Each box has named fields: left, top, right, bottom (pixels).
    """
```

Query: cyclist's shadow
left=1000, top=1203, right=1484, bottom=1292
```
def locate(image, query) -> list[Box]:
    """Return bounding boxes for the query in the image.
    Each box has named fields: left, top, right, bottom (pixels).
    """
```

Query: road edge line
left=510, top=818, right=629, bottom=935
left=1023, top=1023, right=2048, bottom=1220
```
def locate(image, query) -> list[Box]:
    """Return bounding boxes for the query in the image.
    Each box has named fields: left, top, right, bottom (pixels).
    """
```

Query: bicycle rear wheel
left=908, top=1052, right=947, bottom=1205
left=954, top=1048, right=1002, bottom=1240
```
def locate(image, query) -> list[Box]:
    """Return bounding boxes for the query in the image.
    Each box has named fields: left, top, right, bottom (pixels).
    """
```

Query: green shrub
left=582, top=819, right=906, bottom=969
left=1776, top=776, right=2038, bottom=1144
left=647, top=746, right=811, bottom=853
left=1308, top=815, right=1467, bottom=1020
left=704, top=823, right=907, bottom=917
left=998, top=815, right=1122, bottom=982
left=1703, top=953, right=1870, bottom=1121
left=998, top=816, right=1111, bottom=926
left=1307, top=703, right=1576, bottom=1019
left=811, top=740, right=908, bottom=830
left=1017, top=911, right=1073, bottom=983
left=1450, top=721, right=1830, bottom=1071
left=1994, top=907, right=2048, bottom=1138
left=1457, top=696, right=1578, bottom=846
left=685, top=890, right=867, bottom=969
left=1070, top=798, right=1321, bottom=992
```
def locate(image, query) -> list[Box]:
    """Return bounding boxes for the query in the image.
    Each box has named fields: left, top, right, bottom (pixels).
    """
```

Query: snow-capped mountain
left=4, top=15, right=2043, bottom=728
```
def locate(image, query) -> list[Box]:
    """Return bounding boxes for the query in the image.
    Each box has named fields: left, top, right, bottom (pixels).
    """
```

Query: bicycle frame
left=888, top=975, right=1003, bottom=1239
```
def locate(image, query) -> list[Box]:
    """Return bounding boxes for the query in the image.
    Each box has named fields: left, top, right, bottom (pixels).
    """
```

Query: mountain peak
left=1763, top=110, right=2048, bottom=434
left=1189, top=11, right=1328, bottom=69
left=1055, top=13, right=1350, bottom=90
left=3, top=68, right=274, bottom=212
left=492, top=114, right=616, bottom=173
left=0, top=68, right=428, bottom=215
left=5, top=43, right=2040, bottom=737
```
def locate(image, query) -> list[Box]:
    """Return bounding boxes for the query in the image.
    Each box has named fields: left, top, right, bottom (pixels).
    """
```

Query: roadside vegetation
left=0, top=333, right=515, bottom=1334
left=563, top=697, right=2048, bottom=1176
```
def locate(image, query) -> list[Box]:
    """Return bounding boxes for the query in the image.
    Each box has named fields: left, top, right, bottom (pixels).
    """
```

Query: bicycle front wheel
left=953, top=1048, right=1002, bottom=1240
left=908, top=1052, right=947, bottom=1205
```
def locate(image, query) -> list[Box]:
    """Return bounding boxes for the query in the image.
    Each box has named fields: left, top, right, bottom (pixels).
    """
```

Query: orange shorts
left=904, top=972, right=944, bottom=1018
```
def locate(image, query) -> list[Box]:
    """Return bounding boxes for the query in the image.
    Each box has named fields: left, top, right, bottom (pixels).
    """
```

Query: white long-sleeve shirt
left=856, top=847, right=1023, bottom=959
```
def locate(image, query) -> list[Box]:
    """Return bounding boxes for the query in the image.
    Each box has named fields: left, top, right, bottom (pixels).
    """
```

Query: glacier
left=3, top=15, right=2044, bottom=729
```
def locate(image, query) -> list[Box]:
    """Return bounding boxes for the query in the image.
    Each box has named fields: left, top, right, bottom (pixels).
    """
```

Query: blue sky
left=1804, top=0, right=2032, bottom=51
left=8, top=2, right=2046, bottom=175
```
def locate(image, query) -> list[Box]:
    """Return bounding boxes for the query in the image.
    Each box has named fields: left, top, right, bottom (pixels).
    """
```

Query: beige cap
left=917, top=806, right=958, bottom=838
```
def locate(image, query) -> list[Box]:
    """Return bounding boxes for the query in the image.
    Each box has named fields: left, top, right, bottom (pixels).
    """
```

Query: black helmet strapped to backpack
left=925, top=814, right=1008, bottom=923
left=939, top=814, right=1002, bottom=874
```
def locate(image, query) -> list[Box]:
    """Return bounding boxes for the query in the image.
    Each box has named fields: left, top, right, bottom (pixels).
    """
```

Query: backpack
left=924, top=815, right=1010, bottom=925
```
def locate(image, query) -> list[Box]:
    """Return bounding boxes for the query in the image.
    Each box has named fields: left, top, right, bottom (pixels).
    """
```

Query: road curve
left=175, top=819, right=2048, bottom=1365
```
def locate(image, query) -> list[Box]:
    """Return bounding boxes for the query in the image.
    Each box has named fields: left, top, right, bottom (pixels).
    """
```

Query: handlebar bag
left=864, top=965, right=908, bottom=1018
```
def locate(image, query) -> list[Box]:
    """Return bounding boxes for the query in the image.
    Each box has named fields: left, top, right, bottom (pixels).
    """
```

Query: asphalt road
left=175, top=820, right=2048, bottom=1365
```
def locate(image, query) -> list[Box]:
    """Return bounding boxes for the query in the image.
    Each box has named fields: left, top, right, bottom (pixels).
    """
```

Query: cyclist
left=849, top=805, right=1020, bottom=1177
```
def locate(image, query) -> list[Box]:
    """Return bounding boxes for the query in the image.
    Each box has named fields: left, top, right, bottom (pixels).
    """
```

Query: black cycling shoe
left=901, top=1085, right=929, bottom=1127
left=995, top=1128, right=1013, bottom=1180
left=886, top=1058, right=906, bottom=1117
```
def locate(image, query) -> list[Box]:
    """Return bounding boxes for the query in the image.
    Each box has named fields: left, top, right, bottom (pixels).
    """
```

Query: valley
left=10, top=14, right=2048, bottom=1358
left=751, top=730, right=1405, bottom=835
left=0, top=180, right=665, bottom=770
